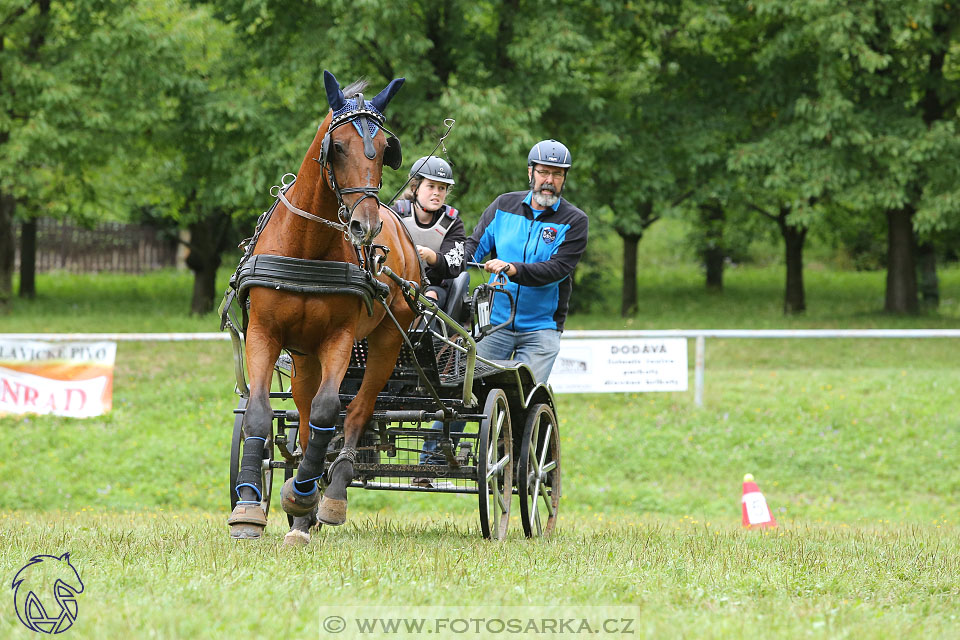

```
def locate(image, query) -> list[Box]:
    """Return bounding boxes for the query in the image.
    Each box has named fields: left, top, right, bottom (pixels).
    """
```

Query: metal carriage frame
left=221, top=269, right=561, bottom=539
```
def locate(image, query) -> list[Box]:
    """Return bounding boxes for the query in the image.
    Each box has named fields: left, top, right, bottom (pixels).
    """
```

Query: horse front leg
left=228, top=328, right=282, bottom=539
left=282, top=356, right=323, bottom=546
left=317, top=325, right=405, bottom=526
left=281, top=333, right=353, bottom=524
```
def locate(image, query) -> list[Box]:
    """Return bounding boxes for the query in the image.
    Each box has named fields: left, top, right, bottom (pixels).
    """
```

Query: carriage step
left=350, top=481, right=478, bottom=494
left=281, top=409, right=455, bottom=423
left=351, top=463, right=476, bottom=480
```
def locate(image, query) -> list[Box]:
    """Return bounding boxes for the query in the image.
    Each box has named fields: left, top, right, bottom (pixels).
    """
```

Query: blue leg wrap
left=235, top=483, right=262, bottom=503
left=236, top=436, right=267, bottom=501
left=295, top=423, right=336, bottom=491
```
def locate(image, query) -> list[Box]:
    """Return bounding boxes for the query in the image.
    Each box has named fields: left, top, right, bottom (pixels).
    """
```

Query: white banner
left=0, top=340, right=116, bottom=418
left=550, top=337, right=688, bottom=393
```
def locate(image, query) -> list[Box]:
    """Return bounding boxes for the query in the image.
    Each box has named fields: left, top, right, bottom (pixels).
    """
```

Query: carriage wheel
left=518, top=403, right=561, bottom=537
left=229, top=397, right=274, bottom=518
left=477, top=389, right=512, bottom=540
left=283, top=422, right=298, bottom=527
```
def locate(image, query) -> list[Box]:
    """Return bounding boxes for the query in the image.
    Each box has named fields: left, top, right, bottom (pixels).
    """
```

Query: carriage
left=221, top=267, right=561, bottom=540
left=218, top=70, right=561, bottom=543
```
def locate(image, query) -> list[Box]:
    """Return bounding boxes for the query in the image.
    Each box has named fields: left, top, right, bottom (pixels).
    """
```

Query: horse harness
left=222, top=97, right=413, bottom=327
left=219, top=101, right=448, bottom=411
left=223, top=177, right=396, bottom=332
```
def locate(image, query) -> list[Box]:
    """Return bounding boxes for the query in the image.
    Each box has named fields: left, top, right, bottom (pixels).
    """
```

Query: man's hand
left=483, top=259, right=516, bottom=277
left=416, top=245, right=438, bottom=265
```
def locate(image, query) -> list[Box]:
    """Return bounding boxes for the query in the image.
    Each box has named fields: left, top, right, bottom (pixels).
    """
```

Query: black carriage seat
left=339, top=330, right=446, bottom=397
left=442, top=271, right=471, bottom=326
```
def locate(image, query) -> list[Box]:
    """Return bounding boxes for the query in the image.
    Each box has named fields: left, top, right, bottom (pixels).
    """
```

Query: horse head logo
left=12, top=553, right=84, bottom=634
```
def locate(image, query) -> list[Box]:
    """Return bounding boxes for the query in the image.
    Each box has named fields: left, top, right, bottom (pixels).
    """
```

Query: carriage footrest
left=352, top=463, right=476, bottom=480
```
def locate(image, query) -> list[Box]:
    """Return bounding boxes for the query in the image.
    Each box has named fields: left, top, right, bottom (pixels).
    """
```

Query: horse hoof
left=283, top=529, right=312, bottom=546
left=281, top=478, right=321, bottom=517
left=316, top=495, right=347, bottom=526
left=230, top=523, right=265, bottom=540
left=227, top=503, right=267, bottom=540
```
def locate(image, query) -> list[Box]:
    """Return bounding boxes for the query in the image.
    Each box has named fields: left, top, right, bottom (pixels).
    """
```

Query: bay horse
left=228, top=71, right=420, bottom=543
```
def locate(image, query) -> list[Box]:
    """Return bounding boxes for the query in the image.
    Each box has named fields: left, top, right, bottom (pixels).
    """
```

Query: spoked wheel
left=477, top=389, right=512, bottom=539
left=229, top=397, right=274, bottom=517
left=518, top=403, right=561, bottom=537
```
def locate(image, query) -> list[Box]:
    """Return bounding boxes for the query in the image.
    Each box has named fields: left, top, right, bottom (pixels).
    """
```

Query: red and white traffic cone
left=741, top=473, right=777, bottom=529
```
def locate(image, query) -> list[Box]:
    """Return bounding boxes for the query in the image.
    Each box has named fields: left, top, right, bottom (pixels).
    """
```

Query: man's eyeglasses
left=534, top=168, right=565, bottom=180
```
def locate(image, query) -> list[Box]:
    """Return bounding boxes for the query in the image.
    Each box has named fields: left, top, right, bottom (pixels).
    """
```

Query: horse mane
left=342, top=78, right=369, bottom=99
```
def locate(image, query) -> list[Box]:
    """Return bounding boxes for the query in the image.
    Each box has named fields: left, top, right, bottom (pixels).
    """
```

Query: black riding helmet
left=409, top=156, right=455, bottom=185
left=527, top=139, right=572, bottom=169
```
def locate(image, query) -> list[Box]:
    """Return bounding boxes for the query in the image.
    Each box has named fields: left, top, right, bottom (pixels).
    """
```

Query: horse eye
left=333, top=141, right=346, bottom=156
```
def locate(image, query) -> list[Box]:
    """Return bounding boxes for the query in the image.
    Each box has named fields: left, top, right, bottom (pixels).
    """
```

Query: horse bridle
left=311, top=94, right=402, bottom=243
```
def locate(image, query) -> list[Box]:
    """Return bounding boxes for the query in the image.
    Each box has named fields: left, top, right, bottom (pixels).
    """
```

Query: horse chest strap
left=235, top=255, right=380, bottom=315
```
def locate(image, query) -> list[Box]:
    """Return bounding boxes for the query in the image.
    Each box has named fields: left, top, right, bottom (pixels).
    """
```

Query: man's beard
left=531, top=182, right=560, bottom=207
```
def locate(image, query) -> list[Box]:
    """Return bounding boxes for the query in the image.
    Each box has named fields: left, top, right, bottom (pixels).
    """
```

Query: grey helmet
left=527, top=139, right=572, bottom=169
left=409, top=155, right=455, bottom=185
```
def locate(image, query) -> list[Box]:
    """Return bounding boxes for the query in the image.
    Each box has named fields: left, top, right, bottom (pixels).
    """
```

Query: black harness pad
left=234, top=254, right=388, bottom=316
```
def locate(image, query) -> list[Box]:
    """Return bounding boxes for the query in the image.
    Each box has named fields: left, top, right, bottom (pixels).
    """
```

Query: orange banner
left=0, top=341, right=116, bottom=418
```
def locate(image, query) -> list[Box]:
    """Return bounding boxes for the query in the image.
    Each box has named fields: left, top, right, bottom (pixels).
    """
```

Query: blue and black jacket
left=466, top=190, right=588, bottom=332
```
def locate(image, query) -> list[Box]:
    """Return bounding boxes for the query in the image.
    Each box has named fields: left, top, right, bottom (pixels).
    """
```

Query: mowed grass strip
left=0, top=511, right=957, bottom=640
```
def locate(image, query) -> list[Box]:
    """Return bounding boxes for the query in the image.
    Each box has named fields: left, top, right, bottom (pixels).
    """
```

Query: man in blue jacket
left=468, top=139, right=589, bottom=383
left=415, top=140, right=588, bottom=477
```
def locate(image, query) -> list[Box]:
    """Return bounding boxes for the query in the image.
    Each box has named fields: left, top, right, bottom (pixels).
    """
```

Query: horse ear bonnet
left=323, top=70, right=346, bottom=111
left=318, top=71, right=405, bottom=169
left=320, top=132, right=332, bottom=166
left=383, top=136, right=402, bottom=170
left=371, top=77, right=405, bottom=170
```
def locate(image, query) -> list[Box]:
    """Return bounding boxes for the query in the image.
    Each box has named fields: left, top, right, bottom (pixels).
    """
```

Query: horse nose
left=349, top=219, right=367, bottom=242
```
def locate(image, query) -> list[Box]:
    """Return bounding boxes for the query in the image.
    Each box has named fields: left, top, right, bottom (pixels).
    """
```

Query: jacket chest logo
left=541, top=226, right=557, bottom=244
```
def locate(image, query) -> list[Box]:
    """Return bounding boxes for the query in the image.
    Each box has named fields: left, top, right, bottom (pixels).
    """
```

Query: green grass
left=1, top=266, right=959, bottom=638
left=1, top=512, right=957, bottom=639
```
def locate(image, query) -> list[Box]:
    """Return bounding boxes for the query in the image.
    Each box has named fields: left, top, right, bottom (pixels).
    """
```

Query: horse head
left=319, top=70, right=404, bottom=246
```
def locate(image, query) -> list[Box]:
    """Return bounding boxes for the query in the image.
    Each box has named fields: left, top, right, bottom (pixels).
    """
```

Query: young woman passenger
left=392, top=156, right=465, bottom=308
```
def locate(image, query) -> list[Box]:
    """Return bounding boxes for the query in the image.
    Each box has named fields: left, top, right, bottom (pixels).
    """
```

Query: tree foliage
left=4, top=0, right=960, bottom=316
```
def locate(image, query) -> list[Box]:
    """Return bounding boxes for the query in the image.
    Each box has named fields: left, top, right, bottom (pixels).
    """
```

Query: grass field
left=1, top=253, right=959, bottom=638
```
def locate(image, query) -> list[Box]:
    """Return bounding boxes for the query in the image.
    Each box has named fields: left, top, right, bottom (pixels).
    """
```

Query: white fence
left=4, top=330, right=960, bottom=406
left=564, top=329, right=960, bottom=405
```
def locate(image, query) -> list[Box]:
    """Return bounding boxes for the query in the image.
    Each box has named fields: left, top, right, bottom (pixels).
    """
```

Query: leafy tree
left=742, top=0, right=960, bottom=314
left=0, top=0, right=181, bottom=311
left=148, top=5, right=296, bottom=314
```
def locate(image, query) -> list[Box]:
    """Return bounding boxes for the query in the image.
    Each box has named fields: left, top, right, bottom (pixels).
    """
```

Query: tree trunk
left=915, top=241, right=939, bottom=309
left=619, top=232, right=642, bottom=317
left=19, top=218, right=37, bottom=299
left=185, top=209, right=232, bottom=315
left=700, top=201, right=724, bottom=291
left=884, top=207, right=918, bottom=314
left=0, top=194, right=14, bottom=313
left=779, top=213, right=807, bottom=314
left=189, top=257, right=219, bottom=315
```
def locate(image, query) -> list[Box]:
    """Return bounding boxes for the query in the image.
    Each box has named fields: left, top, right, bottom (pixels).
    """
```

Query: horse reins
left=386, top=118, right=456, bottom=206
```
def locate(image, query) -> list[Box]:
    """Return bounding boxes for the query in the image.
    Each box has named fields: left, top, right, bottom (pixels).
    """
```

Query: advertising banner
left=550, top=337, right=688, bottom=393
left=0, top=340, right=116, bottom=418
